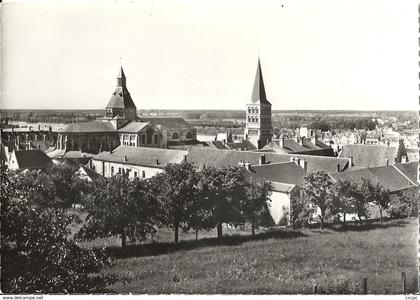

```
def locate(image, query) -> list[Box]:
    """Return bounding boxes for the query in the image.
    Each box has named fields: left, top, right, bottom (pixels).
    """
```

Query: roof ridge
left=391, top=164, right=418, bottom=186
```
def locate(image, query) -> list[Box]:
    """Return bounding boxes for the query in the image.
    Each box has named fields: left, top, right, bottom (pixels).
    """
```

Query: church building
left=57, top=67, right=195, bottom=154
left=244, top=59, right=273, bottom=149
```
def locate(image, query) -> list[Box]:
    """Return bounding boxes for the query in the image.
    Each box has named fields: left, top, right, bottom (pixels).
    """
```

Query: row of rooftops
left=60, top=118, right=194, bottom=134
left=4, top=144, right=418, bottom=195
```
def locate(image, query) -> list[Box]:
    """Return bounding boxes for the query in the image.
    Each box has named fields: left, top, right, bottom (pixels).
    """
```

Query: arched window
left=172, top=132, right=179, bottom=140
left=251, top=108, right=255, bottom=114
left=256, top=117, right=259, bottom=123
left=251, top=117, right=255, bottom=123
left=248, top=107, right=251, bottom=113
left=186, top=132, right=193, bottom=139
left=248, top=116, right=251, bottom=122
left=256, top=108, right=259, bottom=114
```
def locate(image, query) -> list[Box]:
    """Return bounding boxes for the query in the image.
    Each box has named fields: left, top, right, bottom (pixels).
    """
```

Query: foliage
left=395, top=139, right=408, bottom=163
left=331, top=180, right=356, bottom=224
left=347, top=182, right=370, bottom=226
left=77, top=175, right=159, bottom=248
left=152, top=162, right=203, bottom=243
left=200, top=166, right=247, bottom=238
left=290, top=188, right=316, bottom=228
left=302, top=171, right=335, bottom=229
left=1, top=171, right=114, bottom=293
left=241, top=179, right=272, bottom=235
left=24, top=164, right=90, bottom=209
left=361, top=178, right=390, bottom=224
left=387, top=189, right=418, bottom=219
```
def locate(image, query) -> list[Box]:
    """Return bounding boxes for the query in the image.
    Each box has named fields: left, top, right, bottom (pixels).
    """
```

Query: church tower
left=244, top=59, right=273, bottom=149
left=104, top=66, right=137, bottom=129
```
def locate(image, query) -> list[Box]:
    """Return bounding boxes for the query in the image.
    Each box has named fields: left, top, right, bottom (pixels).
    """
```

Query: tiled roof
left=14, top=150, right=53, bottom=169
left=263, top=138, right=335, bottom=156
left=393, top=162, right=418, bottom=184
left=117, top=122, right=150, bottom=133
left=93, top=146, right=188, bottom=168
left=78, top=165, right=102, bottom=180
left=138, top=117, right=193, bottom=129
left=106, top=86, right=137, bottom=109
left=62, top=151, right=95, bottom=159
left=186, top=148, right=349, bottom=173
left=61, top=122, right=116, bottom=133
left=330, top=165, right=417, bottom=192
left=30, top=141, right=51, bottom=152
left=339, top=144, right=410, bottom=168
left=47, top=149, right=66, bottom=159
left=247, top=162, right=307, bottom=186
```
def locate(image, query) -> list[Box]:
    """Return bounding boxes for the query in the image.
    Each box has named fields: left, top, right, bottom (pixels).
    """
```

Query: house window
left=256, top=117, right=259, bottom=123
left=134, top=171, right=138, bottom=178
left=248, top=116, right=251, bottom=122
left=172, top=132, right=179, bottom=140
left=186, top=132, right=192, bottom=139
left=111, top=166, right=114, bottom=176
left=118, top=167, right=121, bottom=174
left=154, top=134, right=158, bottom=144
left=256, top=108, right=259, bottom=114
left=248, top=107, right=251, bottom=113
left=142, top=171, right=146, bottom=178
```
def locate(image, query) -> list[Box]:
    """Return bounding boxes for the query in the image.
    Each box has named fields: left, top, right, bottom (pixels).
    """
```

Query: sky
left=1, top=0, right=418, bottom=111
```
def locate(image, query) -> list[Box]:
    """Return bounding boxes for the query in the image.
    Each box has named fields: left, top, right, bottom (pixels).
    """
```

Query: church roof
left=117, top=122, right=150, bottom=133
left=251, top=59, right=271, bottom=105
left=106, top=67, right=137, bottom=110
left=138, top=117, right=193, bottom=129
left=61, top=122, right=116, bottom=133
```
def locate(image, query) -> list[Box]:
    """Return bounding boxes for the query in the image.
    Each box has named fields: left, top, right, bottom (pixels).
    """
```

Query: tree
left=395, top=139, right=408, bottom=163
left=1, top=171, right=114, bottom=293
left=25, top=165, right=90, bottom=209
left=302, top=171, right=335, bottom=230
left=361, top=178, right=390, bottom=224
left=241, top=178, right=272, bottom=236
left=201, top=166, right=246, bottom=239
left=289, top=187, right=316, bottom=229
left=387, top=189, right=418, bottom=219
left=348, top=182, right=370, bottom=227
left=153, top=162, right=201, bottom=243
left=332, top=180, right=356, bottom=226
left=78, top=175, right=159, bottom=249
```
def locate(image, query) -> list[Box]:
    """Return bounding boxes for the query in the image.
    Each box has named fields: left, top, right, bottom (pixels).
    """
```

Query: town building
left=90, top=145, right=188, bottom=179
left=244, top=59, right=273, bottom=149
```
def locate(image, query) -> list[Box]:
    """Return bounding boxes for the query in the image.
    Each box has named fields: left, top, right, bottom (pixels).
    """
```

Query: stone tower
left=244, top=59, right=273, bottom=149
left=104, top=66, right=137, bottom=129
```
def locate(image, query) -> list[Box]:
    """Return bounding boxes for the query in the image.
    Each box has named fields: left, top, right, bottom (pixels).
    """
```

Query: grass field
left=82, top=217, right=418, bottom=294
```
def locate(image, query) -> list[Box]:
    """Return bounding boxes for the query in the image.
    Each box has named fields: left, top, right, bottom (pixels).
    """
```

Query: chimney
left=244, top=162, right=251, bottom=170
left=43, top=134, right=46, bottom=142
left=337, top=164, right=341, bottom=172
left=38, top=124, right=41, bottom=131
left=302, top=160, right=308, bottom=171
left=311, top=135, right=316, bottom=146
left=124, top=155, right=128, bottom=162
left=156, top=159, right=159, bottom=165
left=402, top=156, right=408, bottom=163
left=385, top=156, right=389, bottom=166
left=184, top=155, right=187, bottom=163
left=296, top=158, right=301, bottom=166
left=259, top=154, right=266, bottom=165
left=279, top=136, right=284, bottom=148
left=299, top=137, right=304, bottom=147
left=349, top=156, right=354, bottom=167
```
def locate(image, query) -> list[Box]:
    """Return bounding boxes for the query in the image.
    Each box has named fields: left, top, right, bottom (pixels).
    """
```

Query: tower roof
left=106, top=66, right=137, bottom=109
left=251, top=59, right=271, bottom=105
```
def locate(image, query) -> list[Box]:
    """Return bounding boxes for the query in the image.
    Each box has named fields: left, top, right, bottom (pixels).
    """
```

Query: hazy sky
left=2, top=0, right=418, bottom=110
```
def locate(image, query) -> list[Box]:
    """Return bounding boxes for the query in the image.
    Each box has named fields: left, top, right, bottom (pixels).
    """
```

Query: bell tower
left=244, top=59, right=273, bottom=149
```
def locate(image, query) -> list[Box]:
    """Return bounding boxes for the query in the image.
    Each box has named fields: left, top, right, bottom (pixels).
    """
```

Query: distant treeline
left=1, top=109, right=416, bottom=131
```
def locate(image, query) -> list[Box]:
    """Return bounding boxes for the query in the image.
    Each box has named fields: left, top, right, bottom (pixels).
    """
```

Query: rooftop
left=117, top=122, right=150, bottom=133
left=13, top=150, right=53, bottom=170
left=61, top=121, right=116, bottom=133
left=93, top=146, right=188, bottom=168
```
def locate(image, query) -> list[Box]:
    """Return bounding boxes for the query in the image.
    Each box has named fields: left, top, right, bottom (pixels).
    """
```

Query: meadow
left=73, top=217, right=418, bottom=294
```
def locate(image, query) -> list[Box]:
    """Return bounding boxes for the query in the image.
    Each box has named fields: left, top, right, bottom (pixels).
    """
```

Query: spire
left=117, top=66, right=126, bottom=87
left=251, top=58, right=270, bottom=104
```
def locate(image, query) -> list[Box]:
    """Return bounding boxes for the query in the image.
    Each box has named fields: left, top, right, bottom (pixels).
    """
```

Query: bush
left=387, top=190, right=418, bottom=219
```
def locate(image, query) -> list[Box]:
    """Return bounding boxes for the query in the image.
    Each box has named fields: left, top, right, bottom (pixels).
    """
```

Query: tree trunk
left=320, top=216, right=324, bottom=230
left=379, top=205, right=383, bottom=224
left=343, top=212, right=346, bottom=227
left=174, top=225, right=179, bottom=244
left=195, top=228, right=199, bottom=241
left=121, top=232, right=126, bottom=249
left=251, top=216, right=255, bottom=237
left=217, top=222, right=223, bottom=239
